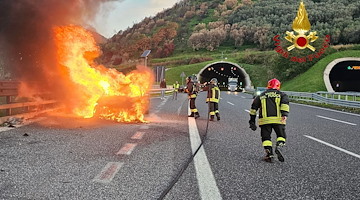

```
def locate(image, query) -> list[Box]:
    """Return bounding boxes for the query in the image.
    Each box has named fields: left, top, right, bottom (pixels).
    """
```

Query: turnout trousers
left=189, top=98, right=198, bottom=113
left=209, top=102, right=219, bottom=116
left=260, top=124, right=286, bottom=149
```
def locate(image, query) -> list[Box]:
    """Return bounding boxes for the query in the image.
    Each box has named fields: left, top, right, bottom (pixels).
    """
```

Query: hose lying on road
left=157, top=89, right=211, bottom=200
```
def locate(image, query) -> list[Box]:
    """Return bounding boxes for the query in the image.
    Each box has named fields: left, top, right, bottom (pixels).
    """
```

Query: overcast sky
left=91, top=0, right=180, bottom=38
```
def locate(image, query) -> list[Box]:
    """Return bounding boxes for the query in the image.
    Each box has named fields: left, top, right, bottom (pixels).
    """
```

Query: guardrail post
left=6, top=96, right=11, bottom=116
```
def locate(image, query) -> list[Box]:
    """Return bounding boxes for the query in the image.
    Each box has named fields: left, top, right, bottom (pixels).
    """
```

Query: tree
left=206, top=28, right=227, bottom=51
left=194, top=23, right=206, bottom=32
left=184, top=10, right=195, bottom=19
left=208, top=21, right=224, bottom=29
left=224, top=0, right=238, bottom=9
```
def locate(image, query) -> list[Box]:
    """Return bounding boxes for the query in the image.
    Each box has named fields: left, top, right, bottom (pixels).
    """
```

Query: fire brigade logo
left=285, top=1, right=318, bottom=51
left=273, top=0, right=330, bottom=62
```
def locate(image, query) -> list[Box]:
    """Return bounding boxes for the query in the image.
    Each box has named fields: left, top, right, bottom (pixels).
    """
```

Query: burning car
left=93, top=95, right=149, bottom=123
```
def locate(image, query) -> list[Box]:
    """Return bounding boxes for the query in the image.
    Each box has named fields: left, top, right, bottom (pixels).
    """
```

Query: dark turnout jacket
left=202, top=84, right=220, bottom=103
left=185, top=81, right=197, bottom=98
left=250, top=89, right=289, bottom=125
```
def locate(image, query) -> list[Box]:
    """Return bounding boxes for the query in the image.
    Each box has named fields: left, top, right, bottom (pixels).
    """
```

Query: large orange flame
left=53, top=25, right=153, bottom=122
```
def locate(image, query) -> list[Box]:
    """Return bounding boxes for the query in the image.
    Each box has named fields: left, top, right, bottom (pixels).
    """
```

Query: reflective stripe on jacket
left=173, top=83, right=179, bottom=91
left=186, top=82, right=197, bottom=98
left=203, top=84, right=220, bottom=103
left=250, top=89, right=289, bottom=125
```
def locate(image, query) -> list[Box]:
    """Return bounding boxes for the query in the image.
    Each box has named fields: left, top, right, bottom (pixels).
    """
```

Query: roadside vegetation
left=97, top=0, right=360, bottom=112
left=281, top=50, right=360, bottom=92
left=99, top=0, right=360, bottom=72
left=292, top=100, right=360, bottom=114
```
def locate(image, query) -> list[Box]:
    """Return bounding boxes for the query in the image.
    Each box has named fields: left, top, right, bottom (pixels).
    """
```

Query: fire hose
left=157, top=87, right=211, bottom=200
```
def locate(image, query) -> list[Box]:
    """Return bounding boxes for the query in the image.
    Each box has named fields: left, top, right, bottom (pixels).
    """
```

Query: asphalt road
left=0, top=91, right=359, bottom=200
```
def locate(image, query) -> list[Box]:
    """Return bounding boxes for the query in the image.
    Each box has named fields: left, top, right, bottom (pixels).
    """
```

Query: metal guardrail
left=284, top=91, right=360, bottom=108
left=317, top=91, right=360, bottom=101
left=148, top=88, right=174, bottom=95
left=0, top=80, right=59, bottom=124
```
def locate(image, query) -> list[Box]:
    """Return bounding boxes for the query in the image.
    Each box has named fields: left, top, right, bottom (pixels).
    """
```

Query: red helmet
left=267, top=78, right=281, bottom=90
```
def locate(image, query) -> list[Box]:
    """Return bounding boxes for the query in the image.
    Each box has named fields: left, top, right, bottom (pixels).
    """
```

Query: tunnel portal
left=198, top=61, right=251, bottom=90
left=324, top=58, right=360, bottom=92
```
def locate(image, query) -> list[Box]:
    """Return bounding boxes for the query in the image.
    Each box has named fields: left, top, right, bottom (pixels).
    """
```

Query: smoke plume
left=0, top=0, right=122, bottom=100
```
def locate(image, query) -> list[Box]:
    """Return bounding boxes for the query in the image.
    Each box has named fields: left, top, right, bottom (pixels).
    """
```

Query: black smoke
left=0, top=0, right=122, bottom=98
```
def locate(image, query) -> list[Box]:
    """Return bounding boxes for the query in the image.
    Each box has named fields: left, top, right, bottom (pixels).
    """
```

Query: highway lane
left=0, top=91, right=359, bottom=199
left=0, top=95, right=196, bottom=200
left=187, top=91, right=360, bottom=199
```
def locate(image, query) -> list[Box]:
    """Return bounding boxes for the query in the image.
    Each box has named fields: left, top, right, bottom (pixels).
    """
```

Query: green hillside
left=100, top=0, right=360, bottom=67
left=281, top=50, right=360, bottom=92
left=98, top=0, right=360, bottom=92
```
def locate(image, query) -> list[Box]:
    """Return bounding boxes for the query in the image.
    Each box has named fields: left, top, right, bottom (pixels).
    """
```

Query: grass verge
left=291, top=100, right=360, bottom=114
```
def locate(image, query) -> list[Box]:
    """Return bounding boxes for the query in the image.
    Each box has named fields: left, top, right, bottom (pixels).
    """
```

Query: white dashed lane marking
left=227, top=101, right=234, bottom=106
left=304, top=135, right=360, bottom=159
left=316, top=115, right=357, bottom=126
left=93, top=162, right=123, bottom=183
left=131, top=131, right=145, bottom=140
left=116, top=143, right=137, bottom=155
left=140, top=125, right=149, bottom=130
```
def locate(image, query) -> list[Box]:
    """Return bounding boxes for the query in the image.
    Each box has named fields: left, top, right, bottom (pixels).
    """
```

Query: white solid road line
left=188, top=107, right=222, bottom=200
left=93, top=162, right=124, bottom=183
left=227, top=101, right=234, bottom=106
left=316, top=115, right=357, bottom=126
left=292, top=102, right=360, bottom=117
left=304, top=135, right=360, bottom=159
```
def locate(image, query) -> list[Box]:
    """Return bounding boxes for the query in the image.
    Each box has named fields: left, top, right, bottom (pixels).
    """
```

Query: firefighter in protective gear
left=203, top=78, right=220, bottom=121
left=172, top=81, right=180, bottom=100
left=249, top=78, right=290, bottom=163
left=185, top=76, right=200, bottom=118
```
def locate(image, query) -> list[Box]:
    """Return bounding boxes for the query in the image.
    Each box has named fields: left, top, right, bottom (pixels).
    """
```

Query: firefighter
left=160, top=78, right=167, bottom=99
left=203, top=78, right=220, bottom=121
left=185, top=76, right=200, bottom=118
left=249, top=78, right=290, bottom=163
left=172, top=81, right=180, bottom=100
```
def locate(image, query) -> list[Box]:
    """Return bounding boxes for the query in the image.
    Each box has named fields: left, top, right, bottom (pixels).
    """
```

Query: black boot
left=194, top=112, right=200, bottom=119
left=188, top=112, right=194, bottom=117
left=263, top=147, right=274, bottom=163
left=209, top=115, right=214, bottom=121
left=275, top=142, right=285, bottom=162
left=216, top=113, right=220, bottom=121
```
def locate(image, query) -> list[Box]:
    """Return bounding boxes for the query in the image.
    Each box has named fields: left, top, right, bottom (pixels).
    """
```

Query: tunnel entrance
left=198, top=61, right=251, bottom=91
left=324, top=58, right=360, bottom=92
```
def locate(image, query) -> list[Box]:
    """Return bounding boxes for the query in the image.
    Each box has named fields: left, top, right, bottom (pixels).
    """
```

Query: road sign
left=180, top=72, right=186, bottom=86
left=180, top=72, right=186, bottom=77
left=140, top=50, right=151, bottom=58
